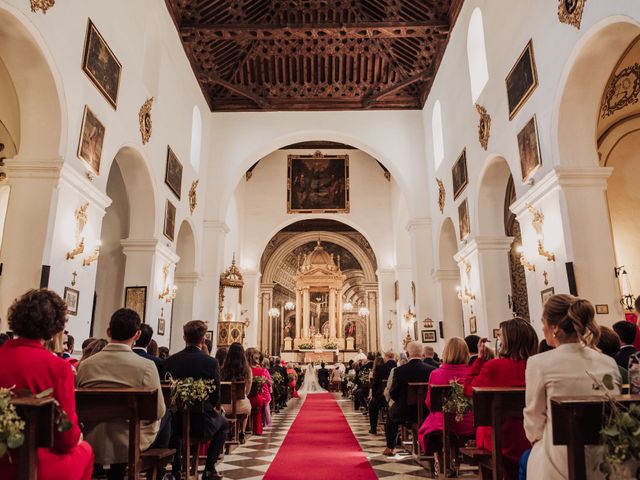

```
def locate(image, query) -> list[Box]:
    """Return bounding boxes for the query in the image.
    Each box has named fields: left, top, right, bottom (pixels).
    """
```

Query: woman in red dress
left=463, top=317, right=538, bottom=480
left=0, top=289, right=94, bottom=480
left=246, top=349, right=270, bottom=435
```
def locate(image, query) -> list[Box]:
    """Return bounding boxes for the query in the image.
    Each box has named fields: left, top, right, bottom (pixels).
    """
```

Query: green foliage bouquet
left=323, top=342, right=338, bottom=350
left=272, top=371, right=284, bottom=384
left=358, top=368, right=371, bottom=386
left=166, top=375, right=215, bottom=409
left=442, top=380, right=472, bottom=422
left=0, top=388, right=25, bottom=458
left=298, top=343, right=313, bottom=350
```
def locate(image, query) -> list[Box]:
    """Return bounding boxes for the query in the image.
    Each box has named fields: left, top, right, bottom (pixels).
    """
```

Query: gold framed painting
left=77, top=105, right=105, bottom=175
left=458, top=198, right=470, bottom=241
left=124, top=286, right=146, bottom=323
left=165, top=146, right=183, bottom=200
left=469, top=315, right=477, bottom=334
left=517, top=115, right=542, bottom=182
left=506, top=40, right=538, bottom=120
left=63, top=287, right=79, bottom=316
left=81, top=19, right=122, bottom=109
left=451, top=149, right=468, bottom=200
left=422, top=329, right=437, bottom=343
left=164, top=200, right=176, bottom=241
left=287, top=151, right=349, bottom=213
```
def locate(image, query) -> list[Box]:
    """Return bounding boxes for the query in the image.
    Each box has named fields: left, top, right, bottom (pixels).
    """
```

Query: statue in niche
left=345, top=321, right=355, bottom=338
left=321, top=322, right=329, bottom=338
left=283, top=318, right=295, bottom=339
left=309, top=324, right=316, bottom=337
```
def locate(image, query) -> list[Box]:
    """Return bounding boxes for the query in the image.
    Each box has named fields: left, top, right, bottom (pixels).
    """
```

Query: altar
left=302, top=351, right=336, bottom=363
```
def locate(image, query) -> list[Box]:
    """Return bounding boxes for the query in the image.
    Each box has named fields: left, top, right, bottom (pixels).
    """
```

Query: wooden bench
left=11, top=396, right=55, bottom=480
left=405, top=382, right=429, bottom=457
left=76, top=387, right=175, bottom=480
left=551, top=393, right=640, bottom=480
left=220, top=381, right=248, bottom=452
left=429, top=384, right=455, bottom=475
left=460, top=387, right=526, bottom=480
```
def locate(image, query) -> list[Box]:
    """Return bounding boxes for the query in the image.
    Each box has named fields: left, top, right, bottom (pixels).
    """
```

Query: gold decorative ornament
left=462, top=259, right=472, bottom=280
left=456, top=285, right=476, bottom=303
left=138, top=97, right=153, bottom=145
left=557, top=0, right=586, bottom=29
left=189, top=179, right=199, bottom=215
left=516, top=245, right=536, bottom=272
left=601, top=64, right=640, bottom=118
left=436, top=178, right=445, bottom=213
left=30, top=0, right=55, bottom=14
left=82, top=244, right=100, bottom=267
left=526, top=203, right=556, bottom=262
left=219, top=254, right=244, bottom=322
left=386, top=319, right=393, bottom=330
left=67, top=203, right=89, bottom=260
left=158, top=263, right=177, bottom=302
left=476, top=104, right=491, bottom=151
left=71, top=271, right=78, bottom=287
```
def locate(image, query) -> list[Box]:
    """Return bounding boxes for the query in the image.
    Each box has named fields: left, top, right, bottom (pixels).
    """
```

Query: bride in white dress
left=297, top=364, right=326, bottom=395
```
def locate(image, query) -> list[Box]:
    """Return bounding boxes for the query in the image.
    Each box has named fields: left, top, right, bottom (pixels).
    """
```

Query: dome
left=299, top=241, right=339, bottom=273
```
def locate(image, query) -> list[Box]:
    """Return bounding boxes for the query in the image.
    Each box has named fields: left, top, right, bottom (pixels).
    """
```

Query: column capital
left=203, top=220, right=230, bottom=234
left=175, top=272, right=201, bottom=284
left=432, top=268, right=460, bottom=282
left=405, top=217, right=432, bottom=232
left=454, top=235, right=513, bottom=262
left=58, top=162, right=112, bottom=212
left=120, top=238, right=180, bottom=264
left=5, top=156, right=64, bottom=180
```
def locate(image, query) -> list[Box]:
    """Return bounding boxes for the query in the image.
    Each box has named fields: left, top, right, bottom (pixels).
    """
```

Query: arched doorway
left=437, top=218, right=464, bottom=338
left=504, top=177, right=529, bottom=320
left=172, top=221, right=197, bottom=350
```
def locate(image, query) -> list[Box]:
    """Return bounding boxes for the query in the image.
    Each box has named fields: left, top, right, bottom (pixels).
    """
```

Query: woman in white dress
left=297, top=364, right=326, bottom=395
left=524, top=294, right=622, bottom=479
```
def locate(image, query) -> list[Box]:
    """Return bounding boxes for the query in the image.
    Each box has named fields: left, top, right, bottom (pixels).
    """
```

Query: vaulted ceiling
left=165, top=0, right=464, bottom=111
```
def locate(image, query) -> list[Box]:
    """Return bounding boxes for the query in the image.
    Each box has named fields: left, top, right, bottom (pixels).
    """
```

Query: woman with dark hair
left=158, top=346, right=170, bottom=360
left=77, top=338, right=108, bottom=368
left=220, top=342, right=252, bottom=441
left=0, top=289, right=94, bottom=480
left=524, top=295, right=621, bottom=478
left=247, top=350, right=271, bottom=435
left=463, top=317, right=538, bottom=479
left=146, top=339, right=159, bottom=357
left=215, top=346, right=228, bottom=368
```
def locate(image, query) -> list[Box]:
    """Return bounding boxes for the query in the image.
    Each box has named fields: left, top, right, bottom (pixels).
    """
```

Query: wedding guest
left=286, top=362, right=300, bottom=399
left=158, top=346, right=170, bottom=360
left=62, top=333, right=75, bottom=359
left=261, top=357, right=273, bottom=426
left=221, top=342, right=252, bottom=441
left=383, top=341, right=436, bottom=456
left=354, top=352, right=375, bottom=410
left=423, top=345, right=440, bottom=369
left=272, top=357, right=289, bottom=409
left=133, top=323, right=163, bottom=372
left=0, top=332, right=9, bottom=347
left=77, top=338, right=108, bottom=368
left=204, top=338, right=213, bottom=355
left=612, top=320, right=638, bottom=369
left=76, top=309, right=168, bottom=480
left=215, top=346, right=228, bottom=367
left=0, top=289, right=94, bottom=480
left=538, top=339, right=554, bottom=353
left=525, top=295, right=621, bottom=478
left=247, top=349, right=270, bottom=435
left=81, top=337, right=96, bottom=351
left=598, top=326, right=628, bottom=383
left=463, top=318, right=538, bottom=479
left=162, top=320, right=227, bottom=480
left=419, top=337, right=474, bottom=458
left=318, top=362, right=330, bottom=390
left=465, top=335, right=480, bottom=366
left=369, top=351, right=396, bottom=435
left=147, top=339, right=159, bottom=357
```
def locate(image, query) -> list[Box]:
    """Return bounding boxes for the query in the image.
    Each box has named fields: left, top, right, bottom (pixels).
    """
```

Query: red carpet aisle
left=263, top=393, right=378, bottom=480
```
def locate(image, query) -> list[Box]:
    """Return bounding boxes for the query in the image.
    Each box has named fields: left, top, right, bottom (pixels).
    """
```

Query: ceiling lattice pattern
left=165, top=0, right=464, bottom=111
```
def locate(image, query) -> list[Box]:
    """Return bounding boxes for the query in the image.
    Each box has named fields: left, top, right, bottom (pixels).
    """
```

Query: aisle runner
left=263, top=393, right=378, bottom=480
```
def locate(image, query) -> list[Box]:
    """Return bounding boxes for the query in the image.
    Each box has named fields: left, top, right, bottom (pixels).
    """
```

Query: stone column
left=302, top=287, right=310, bottom=338
left=328, top=287, right=337, bottom=338
left=295, top=288, right=302, bottom=339
left=366, top=289, right=379, bottom=352
left=194, top=221, right=228, bottom=323
left=406, top=218, right=437, bottom=327
left=337, top=294, right=343, bottom=338
left=259, top=288, right=272, bottom=351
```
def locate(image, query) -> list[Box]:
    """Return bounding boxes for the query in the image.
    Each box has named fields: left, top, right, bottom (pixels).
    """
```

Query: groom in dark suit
left=317, top=362, right=330, bottom=389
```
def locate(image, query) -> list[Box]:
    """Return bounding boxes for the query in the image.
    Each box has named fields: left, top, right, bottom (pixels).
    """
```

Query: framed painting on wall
left=165, top=146, right=183, bottom=200
left=287, top=151, right=349, bottom=213
left=469, top=315, right=477, bottom=334
left=81, top=19, right=122, bottom=109
left=506, top=39, right=538, bottom=120
left=541, top=287, right=555, bottom=306
left=422, top=330, right=437, bottom=343
left=517, top=115, right=542, bottom=182
left=458, top=198, right=470, bottom=241
left=157, top=317, right=165, bottom=336
left=451, top=149, right=468, bottom=200
left=77, top=105, right=105, bottom=175
left=163, top=200, right=176, bottom=241
left=64, top=287, right=79, bottom=316
left=124, top=286, right=146, bottom=323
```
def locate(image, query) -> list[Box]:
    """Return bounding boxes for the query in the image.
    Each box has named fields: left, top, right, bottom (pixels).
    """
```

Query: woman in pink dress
left=247, top=349, right=270, bottom=435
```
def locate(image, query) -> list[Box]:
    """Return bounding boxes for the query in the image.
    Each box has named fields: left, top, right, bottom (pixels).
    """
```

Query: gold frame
left=458, top=198, right=470, bottom=241
left=77, top=105, right=105, bottom=175
left=163, top=200, right=176, bottom=241
left=517, top=115, right=543, bottom=183
left=469, top=315, right=477, bottom=334
left=506, top=40, right=538, bottom=120
left=476, top=104, right=491, bottom=150
left=81, top=19, right=122, bottom=109
left=452, top=149, right=468, bottom=201
left=138, top=97, right=153, bottom=144
left=125, top=286, right=147, bottom=323
left=557, top=0, right=586, bottom=29
left=63, top=287, right=79, bottom=316
left=165, top=146, right=183, bottom=200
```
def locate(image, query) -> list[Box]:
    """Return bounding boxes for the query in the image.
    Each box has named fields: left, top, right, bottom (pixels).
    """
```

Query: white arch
left=475, top=155, right=516, bottom=236
left=190, top=105, right=202, bottom=172
left=432, top=101, right=445, bottom=169
left=467, top=8, right=489, bottom=104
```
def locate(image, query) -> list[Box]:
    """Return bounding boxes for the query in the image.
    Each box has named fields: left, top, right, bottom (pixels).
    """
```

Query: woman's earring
left=553, top=332, right=557, bottom=338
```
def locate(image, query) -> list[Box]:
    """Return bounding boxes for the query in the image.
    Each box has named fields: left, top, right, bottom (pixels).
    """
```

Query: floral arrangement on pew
left=323, top=342, right=338, bottom=350
left=250, top=375, right=268, bottom=397
left=271, top=371, right=284, bottom=384
left=165, top=375, right=216, bottom=409
left=358, top=368, right=371, bottom=387
left=287, top=372, right=297, bottom=382
left=442, top=380, right=472, bottom=422
left=0, top=386, right=71, bottom=458
left=298, top=342, right=313, bottom=350
left=591, top=373, right=640, bottom=479
left=346, top=372, right=356, bottom=383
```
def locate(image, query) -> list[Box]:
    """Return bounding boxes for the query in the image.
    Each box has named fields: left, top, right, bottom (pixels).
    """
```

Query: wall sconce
left=284, top=301, right=295, bottom=311
left=456, top=285, right=476, bottom=303
left=82, top=243, right=100, bottom=266
left=527, top=204, right=556, bottom=262
left=268, top=307, right=280, bottom=318
left=615, top=266, right=636, bottom=311
left=67, top=203, right=89, bottom=260
left=66, top=238, right=85, bottom=260
left=358, top=306, right=370, bottom=318
left=403, top=307, right=415, bottom=322
left=386, top=319, right=393, bottom=330
left=515, top=245, right=536, bottom=272
left=158, top=263, right=177, bottom=302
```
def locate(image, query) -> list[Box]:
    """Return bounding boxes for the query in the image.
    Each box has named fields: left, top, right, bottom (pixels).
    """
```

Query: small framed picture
left=205, top=330, right=214, bottom=342
left=157, top=318, right=165, bottom=336
left=64, top=287, right=79, bottom=316
left=452, top=149, right=468, bottom=200
left=458, top=198, right=470, bottom=241
left=422, top=330, right=437, bottom=343
left=165, top=146, right=183, bottom=200
left=77, top=105, right=105, bottom=175
left=163, top=200, right=176, bottom=241
left=124, top=286, right=147, bottom=323
left=541, top=287, right=555, bottom=305
left=595, top=304, right=609, bottom=315
left=81, top=19, right=122, bottom=109
left=469, top=315, right=477, bottom=334
left=492, top=328, right=501, bottom=339
left=506, top=39, right=538, bottom=120
left=517, top=115, right=542, bottom=182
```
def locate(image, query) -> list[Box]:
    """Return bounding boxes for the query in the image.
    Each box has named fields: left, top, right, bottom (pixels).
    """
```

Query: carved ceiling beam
left=363, top=70, right=432, bottom=107
left=201, top=75, right=270, bottom=108
left=180, top=21, right=449, bottom=41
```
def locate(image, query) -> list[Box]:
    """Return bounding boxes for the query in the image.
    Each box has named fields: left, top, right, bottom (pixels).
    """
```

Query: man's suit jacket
left=371, top=360, right=397, bottom=398
left=317, top=368, right=330, bottom=387
left=162, top=345, right=227, bottom=438
left=389, top=358, right=436, bottom=420
left=614, top=345, right=638, bottom=370
left=76, top=343, right=165, bottom=464
left=424, top=357, right=440, bottom=369
left=133, top=347, right=164, bottom=373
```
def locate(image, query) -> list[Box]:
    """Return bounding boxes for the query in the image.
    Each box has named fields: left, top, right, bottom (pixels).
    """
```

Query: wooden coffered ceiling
left=165, top=0, right=464, bottom=111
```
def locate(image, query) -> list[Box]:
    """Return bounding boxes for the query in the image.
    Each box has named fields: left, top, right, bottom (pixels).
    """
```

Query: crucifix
left=71, top=271, right=77, bottom=286
left=543, top=271, right=549, bottom=286
left=160, top=307, right=165, bottom=318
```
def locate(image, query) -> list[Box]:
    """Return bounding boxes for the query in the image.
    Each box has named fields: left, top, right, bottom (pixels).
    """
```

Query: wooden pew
left=220, top=381, right=248, bottom=451
left=462, top=387, right=526, bottom=480
left=406, top=382, right=429, bottom=457
left=429, top=384, right=454, bottom=475
left=76, top=387, right=175, bottom=480
left=11, top=396, right=55, bottom=480
left=551, top=394, right=640, bottom=480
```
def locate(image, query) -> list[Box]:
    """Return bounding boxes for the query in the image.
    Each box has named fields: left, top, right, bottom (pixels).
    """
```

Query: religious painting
left=124, top=286, right=146, bottom=323
left=344, top=321, right=356, bottom=338
left=64, top=287, right=79, bottom=316
left=283, top=317, right=295, bottom=339
left=596, top=304, right=609, bottom=315
left=287, top=151, right=349, bottom=213
left=157, top=317, right=165, bottom=336
left=165, top=146, right=183, bottom=200
left=469, top=315, right=477, bottom=334
left=422, top=330, right=437, bottom=343
left=452, top=149, right=468, bottom=200
left=205, top=330, right=214, bottom=342
left=517, top=116, right=542, bottom=182
left=77, top=105, right=105, bottom=175
left=458, top=198, right=470, bottom=241
left=81, top=20, right=122, bottom=109
left=541, top=287, right=555, bottom=305
left=506, top=40, right=538, bottom=120
left=163, top=200, right=176, bottom=241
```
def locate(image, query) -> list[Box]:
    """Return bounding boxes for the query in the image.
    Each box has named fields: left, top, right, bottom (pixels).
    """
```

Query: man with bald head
left=383, top=341, right=436, bottom=456
left=423, top=345, right=440, bottom=369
